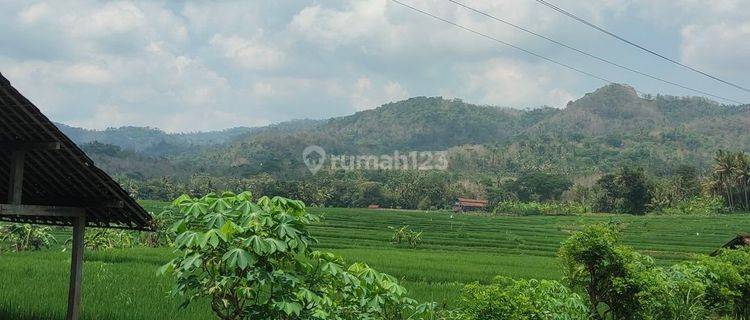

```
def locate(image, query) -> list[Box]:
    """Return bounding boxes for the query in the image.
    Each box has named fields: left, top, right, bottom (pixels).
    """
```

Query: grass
left=1, top=201, right=749, bottom=319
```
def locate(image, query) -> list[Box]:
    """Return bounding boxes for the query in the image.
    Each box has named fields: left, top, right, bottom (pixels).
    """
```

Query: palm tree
left=712, top=150, right=735, bottom=210
left=733, top=152, right=750, bottom=211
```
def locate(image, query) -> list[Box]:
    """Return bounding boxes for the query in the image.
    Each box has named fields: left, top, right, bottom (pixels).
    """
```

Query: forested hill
left=55, top=123, right=256, bottom=156
left=61, top=84, right=750, bottom=179
left=55, top=119, right=322, bottom=157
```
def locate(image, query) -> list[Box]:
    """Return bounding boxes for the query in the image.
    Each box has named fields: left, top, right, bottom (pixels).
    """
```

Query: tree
left=558, top=224, right=661, bottom=320
left=505, top=172, right=573, bottom=202
left=707, top=150, right=750, bottom=211
left=354, top=181, right=384, bottom=207
left=733, top=153, right=750, bottom=210
left=712, top=150, right=735, bottom=210
left=160, top=191, right=434, bottom=320
left=594, top=166, right=651, bottom=214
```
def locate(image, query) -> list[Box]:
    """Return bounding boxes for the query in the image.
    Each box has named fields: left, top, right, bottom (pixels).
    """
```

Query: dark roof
left=722, top=234, right=750, bottom=249
left=712, top=234, right=750, bottom=256
left=0, top=72, right=152, bottom=230
left=457, top=198, right=488, bottom=207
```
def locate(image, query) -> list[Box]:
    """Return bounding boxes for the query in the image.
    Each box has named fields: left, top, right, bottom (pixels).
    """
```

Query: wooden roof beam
left=0, top=141, right=61, bottom=151
left=0, top=204, right=85, bottom=217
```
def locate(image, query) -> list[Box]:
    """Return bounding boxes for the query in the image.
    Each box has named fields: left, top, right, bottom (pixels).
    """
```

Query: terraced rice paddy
left=1, top=201, right=748, bottom=319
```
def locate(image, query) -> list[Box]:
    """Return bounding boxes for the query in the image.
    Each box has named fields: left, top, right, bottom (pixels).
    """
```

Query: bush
left=159, top=191, right=436, bottom=320
left=458, top=276, right=588, bottom=320
left=389, top=225, right=423, bottom=248
left=0, top=224, right=56, bottom=251
left=653, top=196, right=725, bottom=215
left=493, top=201, right=588, bottom=216
left=706, top=248, right=750, bottom=318
left=140, top=207, right=179, bottom=247
left=560, top=224, right=750, bottom=320
left=69, top=228, right=135, bottom=250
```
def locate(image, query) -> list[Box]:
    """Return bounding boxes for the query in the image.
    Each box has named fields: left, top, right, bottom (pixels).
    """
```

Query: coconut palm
left=733, top=152, right=750, bottom=210
left=712, top=150, right=735, bottom=210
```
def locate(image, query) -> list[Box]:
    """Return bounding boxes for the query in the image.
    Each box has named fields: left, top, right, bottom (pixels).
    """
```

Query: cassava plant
left=160, top=191, right=437, bottom=320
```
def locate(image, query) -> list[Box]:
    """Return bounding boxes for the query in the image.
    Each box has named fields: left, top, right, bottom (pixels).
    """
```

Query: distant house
left=367, top=204, right=380, bottom=209
left=712, top=234, right=750, bottom=256
left=452, top=198, right=488, bottom=212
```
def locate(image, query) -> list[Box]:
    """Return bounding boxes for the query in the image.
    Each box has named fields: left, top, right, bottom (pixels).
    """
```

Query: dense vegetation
left=2, top=202, right=749, bottom=319
left=13, top=84, right=744, bottom=318
left=62, top=84, right=750, bottom=212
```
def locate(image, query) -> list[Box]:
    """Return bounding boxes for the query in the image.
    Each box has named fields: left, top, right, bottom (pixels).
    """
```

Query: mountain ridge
left=58, top=84, right=750, bottom=180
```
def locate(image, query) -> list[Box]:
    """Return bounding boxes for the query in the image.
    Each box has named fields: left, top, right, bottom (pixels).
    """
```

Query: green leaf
left=184, top=202, right=208, bottom=217
left=199, top=230, right=221, bottom=248
left=244, top=235, right=271, bottom=255
left=222, top=248, right=256, bottom=270
left=180, top=253, right=202, bottom=270
left=157, top=261, right=174, bottom=275
left=277, top=221, right=300, bottom=238
left=219, top=221, right=239, bottom=240
left=276, top=300, right=302, bottom=316
left=204, top=213, right=227, bottom=229
left=175, top=231, right=200, bottom=248
left=267, top=238, right=288, bottom=253
left=171, top=194, right=191, bottom=206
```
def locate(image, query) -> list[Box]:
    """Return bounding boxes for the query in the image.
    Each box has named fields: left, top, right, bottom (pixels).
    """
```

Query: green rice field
left=1, top=201, right=748, bottom=319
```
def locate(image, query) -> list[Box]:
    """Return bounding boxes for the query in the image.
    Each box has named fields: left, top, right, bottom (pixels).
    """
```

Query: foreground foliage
left=160, top=192, right=437, bottom=320
left=458, top=277, right=588, bottom=320
left=0, top=224, right=56, bottom=252
left=560, top=224, right=750, bottom=320
left=1, top=205, right=749, bottom=319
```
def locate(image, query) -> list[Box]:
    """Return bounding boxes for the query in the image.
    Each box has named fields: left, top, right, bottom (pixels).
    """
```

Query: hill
left=55, top=123, right=256, bottom=157
left=61, top=84, right=750, bottom=182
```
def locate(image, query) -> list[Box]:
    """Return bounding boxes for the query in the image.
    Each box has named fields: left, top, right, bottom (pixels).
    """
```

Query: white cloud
left=63, top=2, right=146, bottom=38
left=459, top=58, right=577, bottom=108
left=290, top=1, right=389, bottom=46
left=67, top=104, right=139, bottom=129
left=210, top=34, right=285, bottom=70
left=2, top=0, right=747, bottom=132
left=64, top=64, right=113, bottom=85
left=349, top=76, right=410, bottom=110
left=680, top=22, right=750, bottom=76
left=19, top=3, right=51, bottom=25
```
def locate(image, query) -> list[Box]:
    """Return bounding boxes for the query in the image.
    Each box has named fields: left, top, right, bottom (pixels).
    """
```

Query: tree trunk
left=726, top=183, right=734, bottom=210
left=743, top=181, right=749, bottom=211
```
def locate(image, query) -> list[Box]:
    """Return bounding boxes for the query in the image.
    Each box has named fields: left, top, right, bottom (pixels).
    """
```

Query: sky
left=1, top=0, right=749, bottom=132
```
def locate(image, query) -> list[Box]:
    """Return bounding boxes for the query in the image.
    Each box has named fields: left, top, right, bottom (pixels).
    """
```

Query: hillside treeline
left=115, top=150, right=750, bottom=215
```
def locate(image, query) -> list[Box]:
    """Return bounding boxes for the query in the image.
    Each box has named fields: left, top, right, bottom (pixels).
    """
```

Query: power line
left=390, top=0, right=743, bottom=104
left=446, top=0, right=743, bottom=104
left=391, top=0, right=614, bottom=83
left=534, top=0, right=750, bottom=94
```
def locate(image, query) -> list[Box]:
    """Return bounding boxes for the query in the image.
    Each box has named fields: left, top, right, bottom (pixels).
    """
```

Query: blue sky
left=1, top=0, right=748, bottom=132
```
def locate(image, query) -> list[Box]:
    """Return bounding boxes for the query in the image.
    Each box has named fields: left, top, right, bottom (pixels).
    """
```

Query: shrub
left=653, top=196, right=725, bottom=216
left=140, top=207, right=179, bottom=247
left=458, top=276, right=588, bottom=320
left=0, top=224, right=57, bottom=252
left=706, top=248, right=750, bottom=318
left=389, top=225, right=423, bottom=248
left=559, top=223, right=671, bottom=320
left=69, top=228, right=135, bottom=250
left=493, top=201, right=587, bottom=216
left=560, top=224, right=750, bottom=320
left=159, top=191, right=435, bottom=320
